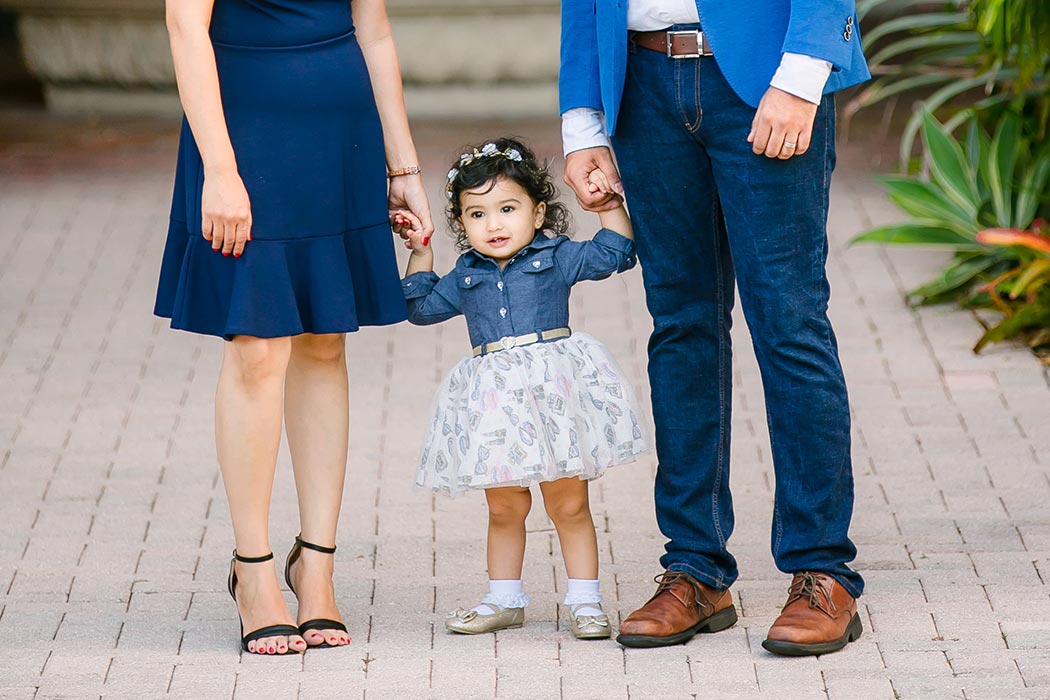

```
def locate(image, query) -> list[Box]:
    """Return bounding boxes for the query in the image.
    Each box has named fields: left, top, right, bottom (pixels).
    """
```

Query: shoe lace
left=653, top=571, right=706, bottom=611
left=788, top=572, right=836, bottom=614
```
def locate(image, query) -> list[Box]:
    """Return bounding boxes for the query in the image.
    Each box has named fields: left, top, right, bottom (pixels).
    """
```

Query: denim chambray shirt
left=402, top=228, right=636, bottom=348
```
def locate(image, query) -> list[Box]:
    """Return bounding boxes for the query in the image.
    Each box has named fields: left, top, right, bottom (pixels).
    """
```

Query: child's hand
left=587, top=169, right=624, bottom=207
left=391, top=209, right=431, bottom=252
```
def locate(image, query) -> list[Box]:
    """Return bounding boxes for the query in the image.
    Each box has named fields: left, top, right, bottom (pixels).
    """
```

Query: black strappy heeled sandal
left=228, top=550, right=303, bottom=655
left=284, top=534, right=350, bottom=648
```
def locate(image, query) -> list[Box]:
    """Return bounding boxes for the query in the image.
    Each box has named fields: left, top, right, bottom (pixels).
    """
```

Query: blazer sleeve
left=781, top=0, right=857, bottom=71
left=559, top=0, right=603, bottom=114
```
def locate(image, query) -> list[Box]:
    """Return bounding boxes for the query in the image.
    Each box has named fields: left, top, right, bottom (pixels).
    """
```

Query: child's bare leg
left=540, top=477, right=605, bottom=623
left=484, top=486, right=532, bottom=579
left=539, top=477, right=598, bottom=578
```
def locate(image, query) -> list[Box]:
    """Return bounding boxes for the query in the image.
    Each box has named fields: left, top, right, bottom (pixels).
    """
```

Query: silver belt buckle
left=499, top=336, right=517, bottom=351
left=666, top=30, right=703, bottom=59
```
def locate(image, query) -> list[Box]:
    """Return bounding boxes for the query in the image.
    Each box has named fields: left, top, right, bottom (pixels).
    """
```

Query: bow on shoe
left=449, top=609, right=478, bottom=622
left=574, top=615, right=609, bottom=627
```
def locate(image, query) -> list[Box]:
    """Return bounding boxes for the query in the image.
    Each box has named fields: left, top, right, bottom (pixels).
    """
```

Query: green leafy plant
left=852, top=110, right=1050, bottom=355
left=971, top=226, right=1050, bottom=354
left=848, top=0, right=1050, bottom=164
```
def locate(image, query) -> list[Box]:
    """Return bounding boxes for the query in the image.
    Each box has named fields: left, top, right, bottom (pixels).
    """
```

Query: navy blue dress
left=154, top=0, right=408, bottom=339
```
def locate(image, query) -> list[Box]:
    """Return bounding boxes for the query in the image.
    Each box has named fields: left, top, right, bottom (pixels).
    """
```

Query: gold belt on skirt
left=472, top=327, right=572, bottom=357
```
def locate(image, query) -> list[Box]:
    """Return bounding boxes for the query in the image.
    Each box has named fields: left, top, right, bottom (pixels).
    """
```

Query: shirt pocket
left=521, top=252, right=555, bottom=275
left=456, top=271, right=492, bottom=315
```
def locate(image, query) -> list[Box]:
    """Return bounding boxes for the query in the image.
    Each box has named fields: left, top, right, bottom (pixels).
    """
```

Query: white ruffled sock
left=564, top=578, right=603, bottom=617
left=473, top=579, right=530, bottom=614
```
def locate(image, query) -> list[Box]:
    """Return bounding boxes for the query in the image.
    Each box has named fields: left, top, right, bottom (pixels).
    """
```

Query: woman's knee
left=486, top=488, right=532, bottom=525
left=293, top=333, right=346, bottom=363
left=226, top=336, right=291, bottom=384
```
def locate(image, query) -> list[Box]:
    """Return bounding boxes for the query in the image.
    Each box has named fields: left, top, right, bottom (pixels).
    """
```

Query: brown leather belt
left=632, top=29, right=713, bottom=58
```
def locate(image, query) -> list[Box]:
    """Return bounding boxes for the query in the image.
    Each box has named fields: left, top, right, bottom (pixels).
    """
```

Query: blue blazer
left=560, top=0, right=871, bottom=136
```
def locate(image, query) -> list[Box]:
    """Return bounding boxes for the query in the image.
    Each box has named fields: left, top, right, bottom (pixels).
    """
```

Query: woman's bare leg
left=216, top=335, right=306, bottom=654
left=284, top=333, right=351, bottom=647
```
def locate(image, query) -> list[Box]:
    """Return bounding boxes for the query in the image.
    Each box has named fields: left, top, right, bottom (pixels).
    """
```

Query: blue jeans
left=611, top=32, right=864, bottom=598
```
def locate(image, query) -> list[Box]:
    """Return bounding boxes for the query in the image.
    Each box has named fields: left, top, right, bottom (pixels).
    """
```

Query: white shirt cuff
left=769, top=52, right=833, bottom=105
left=561, top=107, right=611, bottom=157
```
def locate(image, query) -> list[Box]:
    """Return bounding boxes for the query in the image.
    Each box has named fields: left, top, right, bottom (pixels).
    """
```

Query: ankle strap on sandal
left=295, top=534, right=336, bottom=554
left=233, top=550, right=274, bottom=564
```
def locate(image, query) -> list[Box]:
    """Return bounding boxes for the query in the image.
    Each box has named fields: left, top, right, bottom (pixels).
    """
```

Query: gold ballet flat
left=569, top=603, right=611, bottom=640
left=445, top=602, right=525, bottom=635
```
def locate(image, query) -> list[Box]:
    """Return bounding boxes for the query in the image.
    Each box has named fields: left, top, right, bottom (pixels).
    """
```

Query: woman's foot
left=231, top=558, right=307, bottom=655
left=287, top=546, right=350, bottom=647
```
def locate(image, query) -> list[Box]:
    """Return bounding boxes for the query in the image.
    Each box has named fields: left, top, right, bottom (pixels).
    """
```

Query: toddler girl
left=394, top=138, right=647, bottom=639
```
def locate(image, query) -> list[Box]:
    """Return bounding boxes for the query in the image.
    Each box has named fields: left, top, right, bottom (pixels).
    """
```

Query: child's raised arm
left=587, top=170, right=634, bottom=240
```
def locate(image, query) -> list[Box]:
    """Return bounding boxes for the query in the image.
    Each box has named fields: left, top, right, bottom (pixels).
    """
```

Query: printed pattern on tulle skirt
left=416, top=333, right=649, bottom=495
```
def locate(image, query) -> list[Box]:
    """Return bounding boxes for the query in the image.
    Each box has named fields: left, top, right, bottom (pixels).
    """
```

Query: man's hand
left=747, top=87, right=819, bottom=160
left=564, top=146, right=624, bottom=212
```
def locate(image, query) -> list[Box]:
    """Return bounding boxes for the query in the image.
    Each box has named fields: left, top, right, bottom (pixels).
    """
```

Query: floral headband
left=446, top=143, right=524, bottom=200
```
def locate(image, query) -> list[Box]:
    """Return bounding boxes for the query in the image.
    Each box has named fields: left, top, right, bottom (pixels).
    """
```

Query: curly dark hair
left=445, top=137, right=572, bottom=251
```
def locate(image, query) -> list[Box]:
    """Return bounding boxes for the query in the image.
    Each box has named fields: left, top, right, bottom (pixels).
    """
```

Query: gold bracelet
left=387, top=165, right=421, bottom=178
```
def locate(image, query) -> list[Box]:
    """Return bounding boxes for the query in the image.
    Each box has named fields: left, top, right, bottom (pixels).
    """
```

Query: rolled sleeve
left=402, top=271, right=461, bottom=325
left=554, top=228, right=637, bottom=285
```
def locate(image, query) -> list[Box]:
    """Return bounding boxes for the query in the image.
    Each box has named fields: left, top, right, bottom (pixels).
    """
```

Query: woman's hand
left=202, top=168, right=252, bottom=257
left=388, top=174, right=435, bottom=247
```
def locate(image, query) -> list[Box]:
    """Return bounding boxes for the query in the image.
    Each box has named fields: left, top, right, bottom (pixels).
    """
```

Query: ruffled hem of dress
left=414, top=452, right=644, bottom=498
left=154, top=218, right=408, bottom=340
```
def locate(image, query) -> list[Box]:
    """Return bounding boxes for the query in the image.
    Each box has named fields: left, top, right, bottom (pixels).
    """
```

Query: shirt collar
left=462, top=232, right=561, bottom=267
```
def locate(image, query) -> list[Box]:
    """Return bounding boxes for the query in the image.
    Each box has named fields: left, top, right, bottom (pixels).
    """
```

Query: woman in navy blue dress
left=155, top=0, right=433, bottom=655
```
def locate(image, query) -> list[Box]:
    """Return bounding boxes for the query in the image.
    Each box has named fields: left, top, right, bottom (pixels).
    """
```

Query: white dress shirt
left=562, top=0, right=833, bottom=155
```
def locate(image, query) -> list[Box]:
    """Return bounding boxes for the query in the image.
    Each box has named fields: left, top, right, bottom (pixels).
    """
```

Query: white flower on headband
left=447, top=168, right=458, bottom=182
left=481, top=143, right=498, bottom=155
left=506, top=148, right=522, bottom=162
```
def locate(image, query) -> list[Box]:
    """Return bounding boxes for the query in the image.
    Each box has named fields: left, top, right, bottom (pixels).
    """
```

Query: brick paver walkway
left=1, top=112, right=1048, bottom=700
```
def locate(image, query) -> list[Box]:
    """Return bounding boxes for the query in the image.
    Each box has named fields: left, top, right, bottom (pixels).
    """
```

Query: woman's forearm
left=354, top=0, right=419, bottom=171
left=166, top=2, right=238, bottom=175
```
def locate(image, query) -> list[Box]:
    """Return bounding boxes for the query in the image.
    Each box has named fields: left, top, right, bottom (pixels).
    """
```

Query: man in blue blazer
left=560, top=0, right=870, bottom=655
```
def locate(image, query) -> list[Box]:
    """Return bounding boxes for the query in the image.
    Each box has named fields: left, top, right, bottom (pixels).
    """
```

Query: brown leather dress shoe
left=762, top=572, right=863, bottom=656
left=616, top=571, right=737, bottom=648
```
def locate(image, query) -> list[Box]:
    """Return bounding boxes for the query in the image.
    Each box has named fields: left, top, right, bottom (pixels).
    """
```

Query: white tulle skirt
left=416, top=332, right=649, bottom=496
